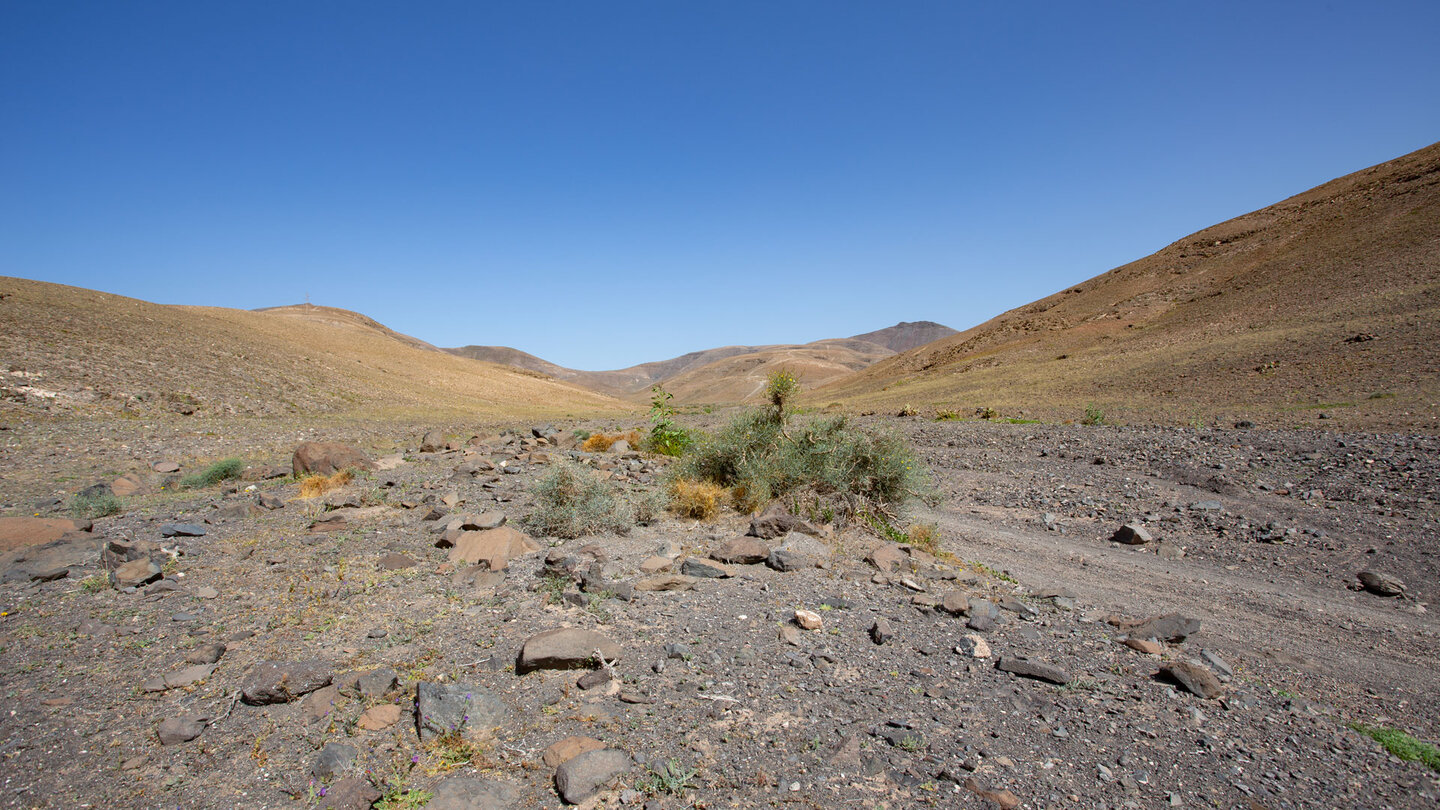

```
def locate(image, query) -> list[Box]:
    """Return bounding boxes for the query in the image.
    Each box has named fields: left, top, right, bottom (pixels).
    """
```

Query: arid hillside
left=0, top=279, right=625, bottom=421
left=448, top=321, right=958, bottom=404
left=818, top=141, right=1440, bottom=431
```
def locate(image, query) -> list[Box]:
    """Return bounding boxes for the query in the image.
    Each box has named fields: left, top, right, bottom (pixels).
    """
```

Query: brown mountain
left=817, top=142, right=1440, bottom=431
left=0, top=279, right=624, bottom=421
left=445, top=321, right=957, bottom=403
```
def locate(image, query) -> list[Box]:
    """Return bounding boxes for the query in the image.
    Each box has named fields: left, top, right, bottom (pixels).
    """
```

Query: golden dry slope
left=818, top=141, right=1440, bottom=431
left=0, top=278, right=627, bottom=421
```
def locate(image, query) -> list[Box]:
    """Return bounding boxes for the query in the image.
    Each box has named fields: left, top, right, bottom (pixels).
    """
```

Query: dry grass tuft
left=668, top=478, right=727, bottom=520
left=581, top=430, right=643, bottom=453
left=299, top=468, right=354, bottom=498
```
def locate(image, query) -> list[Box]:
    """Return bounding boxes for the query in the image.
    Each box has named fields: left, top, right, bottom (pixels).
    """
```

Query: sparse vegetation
left=645, top=385, right=694, bottom=456
left=423, top=730, right=489, bottom=773
left=299, top=468, right=354, bottom=499
left=934, top=409, right=963, bottom=421
left=581, top=430, right=642, bottom=453
left=1081, top=405, right=1107, bottom=426
left=523, top=460, right=634, bottom=538
left=68, top=491, right=121, bottom=519
left=179, top=457, right=244, bottom=489
left=668, top=478, right=727, bottom=520
left=677, top=372, right=931, bottom=521
left=1350, top=724, right=1440, bottom=772
left=637, top=758, right=699, bottom=796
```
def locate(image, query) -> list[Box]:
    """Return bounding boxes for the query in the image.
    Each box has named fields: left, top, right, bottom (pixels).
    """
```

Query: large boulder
left=446, top=527, right=539, bottom=570
left=291, top=442, right=374, bottom=478
left=241, top=661, right=332, bottom=705
left=415, top=682, right=509, bottom=740
left=748, top=503, right=820, bottom=540
left=0, top=517, right=92, bottom=553
left=518, top=629, right=622, bottom=673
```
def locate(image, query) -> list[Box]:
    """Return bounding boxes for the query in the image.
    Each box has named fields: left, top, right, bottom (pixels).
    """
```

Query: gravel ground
left=0, top=414, right=1436, bottom=809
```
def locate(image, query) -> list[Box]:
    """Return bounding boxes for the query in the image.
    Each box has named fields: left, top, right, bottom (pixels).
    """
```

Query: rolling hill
left=816, top=141, right=1440, bottom=431
left=446, top=321, right=957, bottom=403
left=0, top=280, right=625, bottom=421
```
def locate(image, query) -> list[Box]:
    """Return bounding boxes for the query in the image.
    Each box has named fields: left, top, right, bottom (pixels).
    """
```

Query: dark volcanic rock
left=1161, top=660, right=1225, bottom=699
left=415, top=681, right=509, bottom=740
left=996, top=656, right=1071, bottom=685
left=291, top=441, right=375, bottom=477
left=554, top=748, right=631, bottom=804
left=240, top=661, right=331, bottom=705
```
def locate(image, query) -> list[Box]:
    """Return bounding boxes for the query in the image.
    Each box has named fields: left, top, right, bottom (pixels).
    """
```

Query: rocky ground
left=0, top=414, right=1436, bottom=809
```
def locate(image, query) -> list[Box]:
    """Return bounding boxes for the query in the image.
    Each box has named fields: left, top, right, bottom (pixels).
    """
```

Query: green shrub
left=1350, top=724, right=1440, bottom=772
left=645, top=385, right=693, bottom=457
left=676, top=377, right=932, bottom=522
left=179, top=458, right=244, bottom=489
left=522, top=461, right=635, bottom=538
left=69, top=491, right=121, bottom=520
left=1081, top=405, right=1106, bottom=426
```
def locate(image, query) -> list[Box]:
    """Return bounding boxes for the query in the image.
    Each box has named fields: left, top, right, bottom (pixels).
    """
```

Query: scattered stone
left=748, top=503, right=820, bottom=539
left=1161, top=660, right=1225, bottom=699
left=996, top=656, right=1071, bottom=685
left=639, top=555, right=673, bottom=573
left=865, top=543, right=908, bottom=574
left=152, top=461, right=181, bottom=473
left=794, top=609, right=823, bottom=631
left=543, top=736, right=606, bottom=768
left=554, top=748, right=631, bottom=804
left=635, top=574, right=697, bottom=592
left=680, top=557, right=733, bottom=579
left=765, top=548, right=805, bottom=572
left=940, top=591, right=970, bottom=616
left=318, top=776, right=381, bottom=810
left=110, top=473, right=145, bottom=497
left=1111, top=522, right=1152, bottom=545
left=577, top=668, right=613, bottom=690
left=357, top=703, right=402, bottom=730
left=420, top=430, right=446, bottom=453
left=1124, top=637, right=1165, bottom=655
left=709, top=536, right=770, bottom=565
left=1200, top=649, right=1234, bottom=679
left=156, top=716, right=207, bottom=746
left=0, top=517, right=91, bottom=552
left=415, top=682, right=510, bottom=740
left=291, top=441, right=375, bottom=477
left=256, top=492, right=284, bottom=510
left=378, top=552, right=416, bottom=570
left=113, top=559, right=162, bottom=588
left=184, top=643, right=227, bottom=665
left=1358, top=570, right=1406, bottom=596
left=1123, top=613, right=1201, bottom=643
left=870, top=618, right=894, bottom=645
left=964, top=777, right=1020, bottom=809
left=955, top=634, right=991, bottom=659
left=301, top=685, right=341, bottom=724
left=312, top=742, right=358, bottom=780
left=447, top=527, right=539, bottom=570
left=159, top=523, right=206, bottom=537
left=240, top=661, right=332, bottom=705
left=427, top=778, right=519, bottom=810
left=518, top=629, right=622, bottom=672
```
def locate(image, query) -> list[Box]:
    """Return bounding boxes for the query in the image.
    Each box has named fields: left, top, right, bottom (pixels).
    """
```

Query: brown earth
left=817, top=141, right=1440, bottom=433
left=0, top=413, right=1435, bottom=808
left=0, top=280, right=626, bottom=422
left=447, top=322, right=958, bottom=404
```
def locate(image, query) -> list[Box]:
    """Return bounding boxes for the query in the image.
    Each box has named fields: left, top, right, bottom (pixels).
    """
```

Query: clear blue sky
left=3, top=2, right=1438, bottom=370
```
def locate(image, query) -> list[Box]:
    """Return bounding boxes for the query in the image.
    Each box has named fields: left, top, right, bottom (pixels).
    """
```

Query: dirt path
left=921, top=502, right=1440, bottom=731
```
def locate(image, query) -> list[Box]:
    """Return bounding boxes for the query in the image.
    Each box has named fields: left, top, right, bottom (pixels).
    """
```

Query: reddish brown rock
left=446, top=526, right=539, bottom=570
left=0, top=517, right=92, bottom=553
left=291, top=442, right=375, bottom=478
